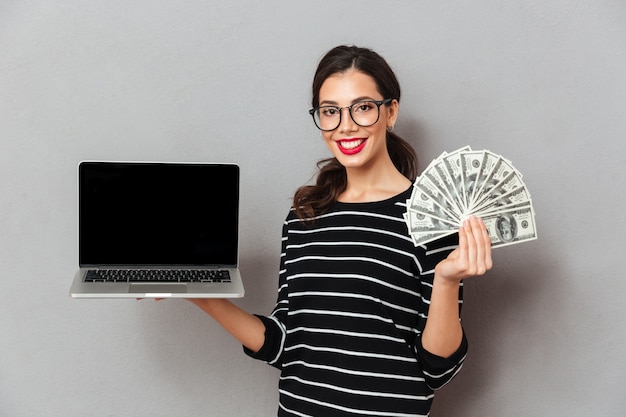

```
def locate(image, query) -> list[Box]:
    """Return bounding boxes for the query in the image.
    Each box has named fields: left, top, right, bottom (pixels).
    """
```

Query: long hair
left=293, top=45, right=418, bottom=222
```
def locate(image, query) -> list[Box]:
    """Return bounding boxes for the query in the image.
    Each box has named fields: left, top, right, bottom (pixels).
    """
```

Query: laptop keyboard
left=84, top=269, right=231, bottom=283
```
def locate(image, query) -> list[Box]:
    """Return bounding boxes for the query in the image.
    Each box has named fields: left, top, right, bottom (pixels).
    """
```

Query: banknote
left=411, top=176, right=462, bottom=222
left=471, top=154, right=520, bottom=211
left=469, top=150, right=501, bottom=205
left=440, top=147, right=469, bottom=212
left=403, top=211, right=457, bottom=246
left=460, top=150, right=487, bottom=211
left=405, top=146, right=536, bottom=249
left=472, top=168, right=526, bottom=211
left=420, top=166, right=463, bottom=217
left=481, top=206, right=537, bottom=248
left=473, top=181, right=532, bottom=215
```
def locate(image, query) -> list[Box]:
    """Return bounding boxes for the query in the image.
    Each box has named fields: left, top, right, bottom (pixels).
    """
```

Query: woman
left=189, top=45, right=492, bottom=416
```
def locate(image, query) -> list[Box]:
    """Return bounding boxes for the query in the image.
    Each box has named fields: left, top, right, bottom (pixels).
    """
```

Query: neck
left=339, top=159, right=411, bottom=203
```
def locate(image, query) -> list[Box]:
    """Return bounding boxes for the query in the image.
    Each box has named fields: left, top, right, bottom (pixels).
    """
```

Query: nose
left=338, top=107, right=357, bottom=132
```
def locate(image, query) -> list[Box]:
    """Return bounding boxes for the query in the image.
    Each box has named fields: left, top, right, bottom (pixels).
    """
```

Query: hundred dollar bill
left=440, top=146, right=471, bottom=213
left=420, top=167, right=462, bottom=217
left=405, top=207, right=458, bottom=232
left=460, top=150, right=487, bottom=211
left=410, top=176, right=462, bottom=223
left=411, top=230, right=457, bottom=247
left=481, top=206, right=537, bottom=248
left=475, top=199, right=533, bottom=217
left=404, top=212, right=457, bottom=246
left=431, top=159, right=466, bottom=214
left=473, top=182, right=532, bottom=215
left=471, top=154, right=520, bottom=211
left=472, top=168, right=528, bottom=212
left=469, top=150, right=501, bottom=206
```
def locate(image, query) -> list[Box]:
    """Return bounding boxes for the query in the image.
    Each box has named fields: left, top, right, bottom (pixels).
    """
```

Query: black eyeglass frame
left=308, top=98, right=394, bottom=131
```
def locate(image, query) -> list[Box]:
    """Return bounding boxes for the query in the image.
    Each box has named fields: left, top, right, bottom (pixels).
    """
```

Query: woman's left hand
left=435, top=215, right=493, bottom=284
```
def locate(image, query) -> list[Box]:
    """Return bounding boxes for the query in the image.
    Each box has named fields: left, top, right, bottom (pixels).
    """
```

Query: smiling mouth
left=338, top=139, right=365, bottom=149
left=336, top=138, right=368, bottom=155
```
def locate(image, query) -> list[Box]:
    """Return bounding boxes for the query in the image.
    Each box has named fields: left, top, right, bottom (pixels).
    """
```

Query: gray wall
left=2, top=1, right=625, bottom=416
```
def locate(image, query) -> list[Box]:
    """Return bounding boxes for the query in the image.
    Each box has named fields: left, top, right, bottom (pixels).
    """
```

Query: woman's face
left=317, top=69, right=398, bottom=172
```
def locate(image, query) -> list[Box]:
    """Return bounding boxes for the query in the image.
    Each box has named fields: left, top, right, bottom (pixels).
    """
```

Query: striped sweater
left=245, top=187, right=467, bottom=417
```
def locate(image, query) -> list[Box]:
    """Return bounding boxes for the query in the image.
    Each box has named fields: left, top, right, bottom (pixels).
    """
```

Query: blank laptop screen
left=79, top=162, right=239, bottom=266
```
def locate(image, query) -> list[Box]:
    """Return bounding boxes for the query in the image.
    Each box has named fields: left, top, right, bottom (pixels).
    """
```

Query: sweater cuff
left=417, top=329, right=468, bottom=373
left=242, top=315, right=283, bottom=366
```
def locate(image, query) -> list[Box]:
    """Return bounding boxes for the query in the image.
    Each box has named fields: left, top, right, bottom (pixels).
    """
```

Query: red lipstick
left=336, top=138, right=367, bottom=155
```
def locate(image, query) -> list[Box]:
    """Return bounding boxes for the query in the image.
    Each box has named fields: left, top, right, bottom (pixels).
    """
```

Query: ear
left=386, top=99, right=399, bottom=129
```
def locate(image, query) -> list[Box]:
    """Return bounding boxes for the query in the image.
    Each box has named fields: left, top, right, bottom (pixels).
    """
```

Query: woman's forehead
left=318, top=70, right=380, bottom=103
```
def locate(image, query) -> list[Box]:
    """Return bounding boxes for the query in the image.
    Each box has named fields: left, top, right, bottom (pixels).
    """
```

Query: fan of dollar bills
left=404, top=146, right=537, bottom=248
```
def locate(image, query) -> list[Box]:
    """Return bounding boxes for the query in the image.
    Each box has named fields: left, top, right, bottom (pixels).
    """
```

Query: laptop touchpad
left=129, top=284, right=187, bottom=294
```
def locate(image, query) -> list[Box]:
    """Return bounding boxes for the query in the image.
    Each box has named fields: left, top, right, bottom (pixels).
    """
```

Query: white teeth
left=339, top=139, right=364, bottom=149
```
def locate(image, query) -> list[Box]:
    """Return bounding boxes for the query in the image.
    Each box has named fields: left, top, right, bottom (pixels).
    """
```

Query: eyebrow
left=318, top=96, right=380, bottom=107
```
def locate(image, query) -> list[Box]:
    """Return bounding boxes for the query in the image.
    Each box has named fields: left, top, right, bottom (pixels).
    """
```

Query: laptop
left=70, top=161, right=245, bottom=298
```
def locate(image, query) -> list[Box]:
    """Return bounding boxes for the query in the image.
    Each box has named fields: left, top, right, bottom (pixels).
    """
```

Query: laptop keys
left=84, top=269, right=231, bottom=283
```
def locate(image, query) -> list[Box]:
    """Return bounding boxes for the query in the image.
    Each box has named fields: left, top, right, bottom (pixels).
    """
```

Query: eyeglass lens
left=313, top=100, right=384, bottom=131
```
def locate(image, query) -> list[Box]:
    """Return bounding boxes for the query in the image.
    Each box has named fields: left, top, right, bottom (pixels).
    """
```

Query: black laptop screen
left=79, top=162, right=239, bottom=266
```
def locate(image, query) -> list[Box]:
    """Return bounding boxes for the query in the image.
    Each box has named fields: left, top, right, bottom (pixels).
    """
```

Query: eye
left=320, top=107, right=339, bottom=117
left=353, top=101, right=376, bottom=114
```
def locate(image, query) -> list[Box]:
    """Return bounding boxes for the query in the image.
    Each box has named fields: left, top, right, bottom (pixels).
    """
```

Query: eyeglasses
left=309, top=98, right=393, bottom=131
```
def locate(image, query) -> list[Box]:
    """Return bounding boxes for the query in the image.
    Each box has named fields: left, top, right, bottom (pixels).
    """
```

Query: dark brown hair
left=293, top=45, right=418, bottom=222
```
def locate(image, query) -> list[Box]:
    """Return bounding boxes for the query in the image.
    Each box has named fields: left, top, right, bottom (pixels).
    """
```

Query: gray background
left=2, top=1, right=625, bottom=416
